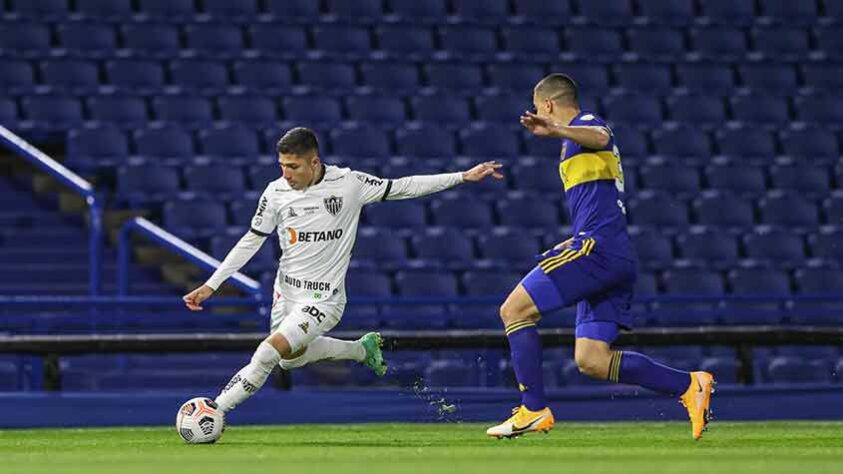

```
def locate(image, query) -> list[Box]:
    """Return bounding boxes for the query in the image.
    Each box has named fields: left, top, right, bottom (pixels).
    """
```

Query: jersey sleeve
left=570, top=113, right=614, bottom=151
left=351, top=171, right=393, bottom=205
left=249, top=186, right=280, bottom=236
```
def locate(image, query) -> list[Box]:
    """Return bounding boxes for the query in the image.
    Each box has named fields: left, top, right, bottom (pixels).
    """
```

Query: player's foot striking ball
left=359, top=332, right=387, bottom=376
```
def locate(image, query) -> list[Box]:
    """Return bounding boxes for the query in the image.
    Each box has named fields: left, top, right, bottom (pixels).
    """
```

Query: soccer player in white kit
left=182, top=127, right=503, bottom=416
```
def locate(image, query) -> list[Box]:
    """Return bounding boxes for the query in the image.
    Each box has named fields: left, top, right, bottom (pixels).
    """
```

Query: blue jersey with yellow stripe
left=558, top=111, right=632, bottom=253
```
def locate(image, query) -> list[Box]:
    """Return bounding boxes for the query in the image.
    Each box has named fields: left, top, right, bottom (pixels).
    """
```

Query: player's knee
left=574, top=346, right=610, bottom=379
left=499, top=301, right=530, bottom=326
left=266, top=333, right=292, bottom=359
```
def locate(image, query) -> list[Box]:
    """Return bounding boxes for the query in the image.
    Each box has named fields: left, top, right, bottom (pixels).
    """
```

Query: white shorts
left=270, top=294, right=344, bottom=353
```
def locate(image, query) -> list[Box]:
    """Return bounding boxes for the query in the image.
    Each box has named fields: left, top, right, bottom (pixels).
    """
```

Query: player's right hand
left=183, top=285, right=214, bottom=312
left=520, top=111, right=560, bottom=137
left=553, top=237, right=574, bottom=251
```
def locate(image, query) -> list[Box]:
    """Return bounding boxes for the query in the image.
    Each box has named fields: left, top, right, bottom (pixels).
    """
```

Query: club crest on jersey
left=323, top=195, right=343, bottom=216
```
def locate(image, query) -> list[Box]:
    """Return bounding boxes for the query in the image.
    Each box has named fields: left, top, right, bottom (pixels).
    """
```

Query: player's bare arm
left=520, top=111, right=611, bottom=149
left=182, top=285, right=214, bottom=312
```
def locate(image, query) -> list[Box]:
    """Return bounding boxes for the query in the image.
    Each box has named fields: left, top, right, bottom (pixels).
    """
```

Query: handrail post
left=87, top=195, right=102, bottom=296
left=117, top=219, right=134, bottom=296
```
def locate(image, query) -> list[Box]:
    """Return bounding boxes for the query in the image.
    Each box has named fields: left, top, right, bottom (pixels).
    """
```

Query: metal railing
left=0, top=126, right=102, bottom=296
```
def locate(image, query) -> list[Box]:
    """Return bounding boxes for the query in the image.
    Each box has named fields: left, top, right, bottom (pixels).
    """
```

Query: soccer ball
left=176, top=397, right=224, bottom=444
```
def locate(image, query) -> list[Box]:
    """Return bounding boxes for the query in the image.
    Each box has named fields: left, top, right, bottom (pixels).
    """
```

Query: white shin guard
left=215, top=341, right=281, bottom=413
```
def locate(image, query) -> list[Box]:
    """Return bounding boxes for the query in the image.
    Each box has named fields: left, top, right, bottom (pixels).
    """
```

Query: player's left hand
left=463, top=161, right=504, bottom=182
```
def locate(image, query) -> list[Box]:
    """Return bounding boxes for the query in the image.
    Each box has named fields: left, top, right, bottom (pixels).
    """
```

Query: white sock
left=215, top=341, right=281, bottom=413
left=279, top=336, right=365, bottom=370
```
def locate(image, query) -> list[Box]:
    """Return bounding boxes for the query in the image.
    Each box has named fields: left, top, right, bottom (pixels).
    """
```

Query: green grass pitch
left=2, top=422, right=842, bottom=474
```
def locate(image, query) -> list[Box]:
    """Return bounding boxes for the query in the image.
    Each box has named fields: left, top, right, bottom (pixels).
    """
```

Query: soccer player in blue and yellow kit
left=486, top=74, right=715, bottom=440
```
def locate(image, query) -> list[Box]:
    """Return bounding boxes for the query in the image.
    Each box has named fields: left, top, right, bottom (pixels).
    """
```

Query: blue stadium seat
left=346, top=96, right=406, bottom=124
left=740, top=63, right=798, bottom=93
left=629, top=227, right=674, bottom=269
left=136, top=0, right=194, bottom=20
left=635, top=272, right=659, bottom=297
left=639, top=164, right=701, bottom=195
left=106, top=60, right=165, bottom=92
left=809, top=227, right=843, bottom=260
left=283, top=96, right=342, bottom=125
left=769, top=165, right=831, bottom=196
left=627, top=27, right=686, bottom=60
left=463, top=271, right=520, bottom=297
left=248, top=26, right=308, bottom=59
left=704, top=164, right=767, bottom=196
left=22, top=96, right=84, bottom=128
left=122, top=24, right=181, bottom=57
left=395, top=124, right=455, bottom=158
left=651, top=125, right=712, bottom=159
left=815, top=26, right=843, bottom=60
left=134, top=127, right=194, bottom=159
left=152, top=96, right=213, bottom=125
left=67, top=126, right=129, bottom=162
left=628, top=191, right=689, bottom=228
left=752, top=27, right=810, bottom=59
left=201, top=0, right=259, bottom=20
left=198, top=127, right=260, bottom=158
left=346, top=271, right=392, bottom=298
left=57, top=24, right=117, bottom=57
left=377, top=25, right=435, bottom=59
left=780, top=127, right=840, bottom=160
left=603, top=95, right=663, bottom=126
left=502, top=27, right=561, bottom=60
left=716, top=127, right=776, bottom=159
left=638, top=0, right=695, bottom=25
left=228, top=198, right=262, bottom=227
left=298, top=62, right=356, bottom=92
left=185, top=25, right=244, bottom=57
left=460, top=124, right=519, bottom=158
left=0, top=60, right=35, bottom=93
left=693, top=191, right=755, bottom=227
left=265, top=0, right=320, bottom=21
left=487, top=63, right=546, bottom=93
left=676, top=63, right=736, bottom=94
left=411, top=227, right=475, bottom=268
left=353, top=228, right=409, bottom=267
left=700, top=357, right=738, bottom=384
left=497, top=195, right=560, bottom=229
left=387, top=0, right=448, bottom=22
left=424, top=359, right=480, bottom=386
left=0, top=24, right=51, bottom=56
left=395, top=271, right=458, bottom=297
left=412, top=95, right=471, bottom=124
left=313, top=25, right=371, bottom=58
left=326, top=0, right=383, bottom=22
left=440, top=25, right=498, bottom=59
left=825, top=193, right=843, bottom=225
left=75, top=0, right=132, bottom=19
left=795, top=267, right=843, bottom=294
left=676, top=228, right=739, bottom=268
left=767, top=357, right=830, bottom=384
left=40, top=60, right=100, bottom=91
left=162, top=199, right=229, bottom=238
left=0, top=98, right=17, bottom=123
left=117, top=163, right=180, bottom=203
left=360, top=61, right=420, bottom=92
left=451, top=0, right=509, bottom=23
left=170, top=60, right=229, bottom=91
left=12, top=0, right=69, bottom=20
left=365, top=201, right=427, bottom=229
left=690, top=27, right=748, bottom=60
left=185, top=164, right=247, bottom=196
left=743, top=228, right=806, bottom=268
left=577, top=0, right=633, bottom=25
left=729, top=268, right=791, bottom=295
left=698, top=0, right=756, bottom=25
left=566, top=27, right=623, bottom=58
left=331, top=124, right=390, bottom=158
left=794, top=95, right=843, bottom=124
left=218, top=96, right=277, bottom=126
left=561, top=64, right=611, bottom=94
left=760, top=0, right=818, bottom=25
left=614, top=64, right=673, bottom=93
left=247, top=164, right=280, bottom=190
left=759, top=191, right=820, bottom=228
left=233, top=60, right=293, bottom=93
left=430, top=194, right=494, bottom=229
left=802, top=64, right=843, bottom=91
left=512, top=0, right=571, bottom=25
left=730, top=95, right=790, bottom=125
left=426, top=63, right=484, bottom=92
left=478, top=228, right=541, bottom=265
left=612, top=126, right=649, bottom=158
left=510, top=160, right=563, bottom=194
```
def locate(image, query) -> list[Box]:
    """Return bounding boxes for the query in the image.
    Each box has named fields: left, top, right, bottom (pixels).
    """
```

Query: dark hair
left=534, top=73, right=578, bottom=106
left=276, top=127, right=319, bottom=156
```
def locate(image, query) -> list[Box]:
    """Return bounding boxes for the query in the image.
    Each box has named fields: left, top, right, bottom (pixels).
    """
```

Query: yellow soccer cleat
left=680, top=371, right=716, bottom=440
left=486, top=405, right=555, bottom=439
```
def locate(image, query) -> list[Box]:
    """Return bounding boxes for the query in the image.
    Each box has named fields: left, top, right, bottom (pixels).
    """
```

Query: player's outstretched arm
left=462, top=161, right=504, bottom=182
left=520, top=111, right=610, bottom=149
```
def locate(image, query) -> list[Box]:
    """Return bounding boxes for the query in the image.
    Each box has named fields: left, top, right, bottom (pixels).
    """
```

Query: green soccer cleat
left=359, top=332, right=387, bottom=376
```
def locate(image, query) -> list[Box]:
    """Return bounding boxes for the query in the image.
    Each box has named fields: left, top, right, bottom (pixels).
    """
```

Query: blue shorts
left=520, top=235, right=637, bottom=344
